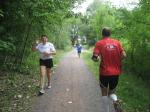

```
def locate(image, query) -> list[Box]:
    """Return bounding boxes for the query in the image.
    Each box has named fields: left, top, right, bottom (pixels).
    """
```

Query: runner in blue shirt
left=76, top=44, right=82, bottom=58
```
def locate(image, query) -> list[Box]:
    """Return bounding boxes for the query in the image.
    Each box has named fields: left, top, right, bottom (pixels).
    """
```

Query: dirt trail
left=32, top=50, right=115, bottom=112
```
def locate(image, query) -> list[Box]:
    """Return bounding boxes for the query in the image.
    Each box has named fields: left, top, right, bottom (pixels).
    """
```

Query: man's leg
left=101, top=87, right=109, bottom=96
left=108, top=76, right=119, bottom=102
left=100, top=75, right=109, bottom=96
left=46, top=68, right=52, bottom=88
left=100, top=76, right=110, bottom=112
left=109, top=89, right=118, bottom=101
left=109, top=88, right=123, bottom=112
left=78, top=51, right=81, bottom=58
left=39, top=66, right=46, bottom=93
left=46, top=59, right=53, bottom=88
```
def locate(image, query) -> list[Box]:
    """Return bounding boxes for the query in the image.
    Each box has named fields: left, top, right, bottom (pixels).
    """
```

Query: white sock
left=48, top=82, right=51, bottom=86
left=109, top=94, right=118, bottom=101
left=41, top=80, right=45, bottom=89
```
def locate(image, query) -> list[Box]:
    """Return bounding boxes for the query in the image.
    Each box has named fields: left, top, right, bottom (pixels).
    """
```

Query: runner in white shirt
left=32, top=35, right=56, bottom=95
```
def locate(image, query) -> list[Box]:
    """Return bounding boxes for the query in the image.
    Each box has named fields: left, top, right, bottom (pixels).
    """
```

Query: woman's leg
left=46, top=68, right=51, bottom=87
left=40, top=66, right=46, bottom=91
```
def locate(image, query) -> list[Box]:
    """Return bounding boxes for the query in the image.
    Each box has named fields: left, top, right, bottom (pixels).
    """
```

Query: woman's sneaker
left=47, top=83, right=51, bottom=89
left=38, top=89, right=45, bottom=95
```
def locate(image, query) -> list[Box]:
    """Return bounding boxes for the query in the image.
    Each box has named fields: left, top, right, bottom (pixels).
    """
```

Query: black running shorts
left=39, top=58, right=53, bottom=68
left=99, top=75, right=119, bottom=90
left=78, top=50, right=81, bottom=53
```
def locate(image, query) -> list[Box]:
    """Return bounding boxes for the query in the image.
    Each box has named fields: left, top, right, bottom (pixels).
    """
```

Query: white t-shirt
left=36, top=42, right=56, bottom=60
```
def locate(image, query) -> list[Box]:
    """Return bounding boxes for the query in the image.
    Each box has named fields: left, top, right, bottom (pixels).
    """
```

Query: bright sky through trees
left=73, top=0, right=139, bottom=14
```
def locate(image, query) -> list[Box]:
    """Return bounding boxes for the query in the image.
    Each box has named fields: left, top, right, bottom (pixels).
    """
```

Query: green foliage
left=84, top=0, right=123, bottom=45
left=77, top=0, right=150, bottom=83
left=0, top=0, right=83, bottom=70
left=79, top=1, right=150, bottom=111
left=0, top=9, right=4, bottom=17
left=0, top=40, right=15, bottom=53
left=114, top=0, right=150, bottom=82
left=118, top=74, right=150, bottom=112
left=82, top=48, right=99, bottom=80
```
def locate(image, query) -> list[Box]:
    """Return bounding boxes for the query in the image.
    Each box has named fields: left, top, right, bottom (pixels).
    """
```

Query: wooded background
left=0, top=0, right=150, bottom=83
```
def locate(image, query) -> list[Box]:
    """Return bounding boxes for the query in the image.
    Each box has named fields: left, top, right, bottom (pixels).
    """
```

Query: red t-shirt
left=93, top=37, right=124, bottom=76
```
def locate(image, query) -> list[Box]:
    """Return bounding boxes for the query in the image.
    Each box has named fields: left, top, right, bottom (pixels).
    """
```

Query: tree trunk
left=20, top=22, right=32, bottom=65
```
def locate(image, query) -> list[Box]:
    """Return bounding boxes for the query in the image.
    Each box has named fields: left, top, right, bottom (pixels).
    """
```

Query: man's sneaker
left=47, top=83, right=51, bottom=89
left=38, top=89, right=45, bottom=95
left=114, top=99, right=122, bottom=104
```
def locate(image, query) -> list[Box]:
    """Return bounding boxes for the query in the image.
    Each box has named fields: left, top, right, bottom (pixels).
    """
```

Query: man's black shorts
left=39, top=58, right=53, bottom=68
left=78, top=50, right=81, bottom=53
left=99, top=75, right=119, bottom=90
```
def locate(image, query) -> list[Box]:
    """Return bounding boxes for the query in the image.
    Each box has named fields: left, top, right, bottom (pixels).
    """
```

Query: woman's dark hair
left=102, top=27, right=111, bottom=37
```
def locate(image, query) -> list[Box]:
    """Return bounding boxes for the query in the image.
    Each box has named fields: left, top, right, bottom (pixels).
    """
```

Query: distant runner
left=76, top=44, right=82, bottom=58
left=32, top=35, right=56, bottom=95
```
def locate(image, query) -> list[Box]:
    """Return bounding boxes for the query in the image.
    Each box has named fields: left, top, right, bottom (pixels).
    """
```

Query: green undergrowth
left=117, top=74, right=150, bottom=112
left=0, top=72, right=39, bottom=112
left=82, top=49, right=150, bottom=112
left=0, top=49, right=68, bottom=112
left=81, top=49, right=99, bottom=80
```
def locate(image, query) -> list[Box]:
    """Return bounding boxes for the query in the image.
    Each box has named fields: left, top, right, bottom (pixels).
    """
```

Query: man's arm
left=51, top=51, right=56, bottom=55
left=119, top=42, right=126, bottom=59
left=50, top=44, right=56, bottom=55
left=43, top=51, right=56, bottom=56
left=32, top=43, right=38, bottom=52
left=92, top=42, right=101, bottom=62
left=91, top=54, right=100, bottom=62
left=32, top=40, right=40, bottom=52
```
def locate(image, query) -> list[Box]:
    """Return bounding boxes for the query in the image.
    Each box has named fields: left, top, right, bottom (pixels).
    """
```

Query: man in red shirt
left=92, top=27, right=126, bottom=106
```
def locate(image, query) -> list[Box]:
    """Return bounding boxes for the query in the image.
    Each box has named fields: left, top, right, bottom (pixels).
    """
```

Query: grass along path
left=82, top=49, right=150, bottom=112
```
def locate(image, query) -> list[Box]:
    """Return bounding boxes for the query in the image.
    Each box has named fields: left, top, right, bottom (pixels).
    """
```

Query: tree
left=0, top=0, right=83, bottom=70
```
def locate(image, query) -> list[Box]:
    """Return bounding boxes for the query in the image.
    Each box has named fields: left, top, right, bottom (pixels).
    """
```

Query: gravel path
left=32, top=50, right=115, bottom=112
